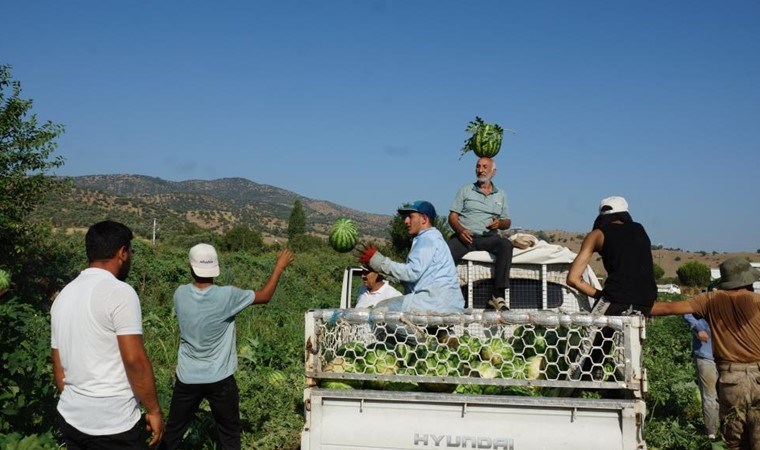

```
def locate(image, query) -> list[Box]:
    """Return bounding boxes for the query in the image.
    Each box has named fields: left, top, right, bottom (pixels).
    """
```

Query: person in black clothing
left=567, top=196, right=657, bottom=316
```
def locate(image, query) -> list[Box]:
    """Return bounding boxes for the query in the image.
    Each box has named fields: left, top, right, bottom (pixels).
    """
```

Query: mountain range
left=33, top=174, right=391, bottom=242
left=32, top=174, right=758, bottom=279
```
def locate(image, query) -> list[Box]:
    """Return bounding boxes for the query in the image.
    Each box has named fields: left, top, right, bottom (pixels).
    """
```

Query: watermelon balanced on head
left=459, top=116, right=513, bottom=159
left=329, top=218, right=358, bottom=253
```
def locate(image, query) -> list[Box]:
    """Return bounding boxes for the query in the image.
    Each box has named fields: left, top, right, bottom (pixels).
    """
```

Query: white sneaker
left=489, top=296, right=508, bottom=311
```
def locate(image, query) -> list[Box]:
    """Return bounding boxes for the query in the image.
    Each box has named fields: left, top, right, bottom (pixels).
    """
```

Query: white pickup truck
left=301, top=244, right=648, bottom=450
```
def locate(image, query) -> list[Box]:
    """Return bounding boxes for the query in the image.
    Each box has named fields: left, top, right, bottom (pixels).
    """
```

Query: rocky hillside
left=32, top=174, right=391, bottom=243
left=32, top=174, right=758, bottom=279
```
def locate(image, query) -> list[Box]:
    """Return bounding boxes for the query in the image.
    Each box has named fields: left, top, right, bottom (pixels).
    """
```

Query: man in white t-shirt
left=51, top=220, right=164, bottom=448
left=355, top=266, right=403, bottom=308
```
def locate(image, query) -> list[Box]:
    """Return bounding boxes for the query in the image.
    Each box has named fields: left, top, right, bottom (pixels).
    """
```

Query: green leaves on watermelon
left=459, top=116, right=512, bottom=159
left=0, top=269, right=10, bottom=291
left=328, top=218, right=358, bottom=253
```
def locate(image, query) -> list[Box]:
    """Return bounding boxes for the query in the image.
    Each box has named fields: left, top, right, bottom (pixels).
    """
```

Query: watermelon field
left=0, top=226, right=722, bottom=450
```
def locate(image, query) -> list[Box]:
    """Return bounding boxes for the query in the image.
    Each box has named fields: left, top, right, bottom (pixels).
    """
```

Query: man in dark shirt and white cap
left=567, top=196, right=657, bottom=315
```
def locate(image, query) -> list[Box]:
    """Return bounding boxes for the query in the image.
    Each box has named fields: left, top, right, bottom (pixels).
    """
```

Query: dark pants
left=161, top=375, right=241, bottom=450
left=58, top=412, right=143, bottom=449
left=448, top=234, right=514, bottom=291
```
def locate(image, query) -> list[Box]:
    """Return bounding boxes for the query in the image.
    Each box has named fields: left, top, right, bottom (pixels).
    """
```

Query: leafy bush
left=0, top=432, right=58, bottom=450
left=653, top=263, right=665, bottom=282
left=220, top=225, right=264, bottom=253
left=677, top=261, right=711, bottom=287
left=644, top=315, right=709, bottom=449
left=0, top=297, right=58, bottom=434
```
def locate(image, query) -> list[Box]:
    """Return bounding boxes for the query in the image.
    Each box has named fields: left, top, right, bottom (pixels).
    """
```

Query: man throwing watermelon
left=447, top=156, right=513, bottom=311
left=358, top=200, right=464, bottom=313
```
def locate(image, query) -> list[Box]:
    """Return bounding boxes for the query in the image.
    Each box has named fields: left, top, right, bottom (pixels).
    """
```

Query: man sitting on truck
left=358, top=200, right=464, bottom=313
left=355, top=266, right=403, bottom=308
left=650, top=257, right=760, bottom=450
left=447, top=156, right=513, bottom=311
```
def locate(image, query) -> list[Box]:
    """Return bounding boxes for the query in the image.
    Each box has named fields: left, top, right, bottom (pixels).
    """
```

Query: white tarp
left=462, top=240, right=580, bottom=265
left=459, top=236, right=602, bottom=291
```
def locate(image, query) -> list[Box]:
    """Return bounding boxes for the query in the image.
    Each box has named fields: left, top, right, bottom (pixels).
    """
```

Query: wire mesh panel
left=458, top=262, right=591, bottom=312
left=305, top=310, right=646, bottom=398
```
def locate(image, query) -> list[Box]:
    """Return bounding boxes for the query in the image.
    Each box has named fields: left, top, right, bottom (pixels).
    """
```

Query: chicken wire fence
left=305, top=309, right=646, bottom=398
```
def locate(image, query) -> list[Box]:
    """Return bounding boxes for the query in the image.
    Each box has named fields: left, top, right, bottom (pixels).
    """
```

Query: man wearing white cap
left=566, top=196, right=657, bottom=315
left=161, top=244, right=294, bottom=450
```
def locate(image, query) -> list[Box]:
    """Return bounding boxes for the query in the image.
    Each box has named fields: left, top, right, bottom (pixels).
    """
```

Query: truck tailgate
left=302, top=388, right=646, bottom=450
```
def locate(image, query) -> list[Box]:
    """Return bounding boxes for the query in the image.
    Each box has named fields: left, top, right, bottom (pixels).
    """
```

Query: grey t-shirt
left=450, top=182, right=508, bottom=236
left=174, top=284, right=255, bottom=383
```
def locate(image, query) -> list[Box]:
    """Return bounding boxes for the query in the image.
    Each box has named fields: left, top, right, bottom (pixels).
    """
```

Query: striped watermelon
left=0, top=269, right=10, bottom=291
left=329, top=218, right=358, bottom=253
left=460, top=116, right=512, bottom=158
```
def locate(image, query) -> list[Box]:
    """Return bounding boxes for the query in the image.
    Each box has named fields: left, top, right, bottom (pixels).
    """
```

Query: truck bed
left=302, top=309, right=648, bottom=450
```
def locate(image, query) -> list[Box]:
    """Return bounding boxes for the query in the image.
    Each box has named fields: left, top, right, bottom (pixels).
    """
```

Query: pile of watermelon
left=318, top=326, right=621, bottom=397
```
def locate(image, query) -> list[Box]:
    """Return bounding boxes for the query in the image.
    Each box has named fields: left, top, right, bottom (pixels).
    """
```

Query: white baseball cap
left=189, top=243, right=220, bottom=277
left=599, top=196, right=629, bottom=215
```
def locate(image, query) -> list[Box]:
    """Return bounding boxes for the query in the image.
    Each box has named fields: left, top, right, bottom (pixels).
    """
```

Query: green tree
left=220, top=225, right=264, bottom=253
left=387, top=212, right=412, bottom=259
left=386, top=212, right=452, bottom=259
left=287, top=199, right=306, bottom=239
left=652, top=263, right=665, bottom=282
left=677, top=260, right=711, bottom=287
left=0, top=65, right=65, bottom=273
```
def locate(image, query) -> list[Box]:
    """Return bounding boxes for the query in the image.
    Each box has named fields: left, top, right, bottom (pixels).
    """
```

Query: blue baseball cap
left=397, top=200, right=437, bottom=221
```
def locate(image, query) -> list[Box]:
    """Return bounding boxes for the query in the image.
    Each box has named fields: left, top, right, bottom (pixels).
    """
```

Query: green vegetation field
left=0, top=232, right=718, bottom=449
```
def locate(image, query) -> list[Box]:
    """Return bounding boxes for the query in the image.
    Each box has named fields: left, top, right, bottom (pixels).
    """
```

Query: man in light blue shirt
left=684, top=313, right=719, bottom=441
left=359, top=201, right=464, bottom=313
left=162, top=244, right=294, bottom=450
left=448, top=157, right=513, bottom=311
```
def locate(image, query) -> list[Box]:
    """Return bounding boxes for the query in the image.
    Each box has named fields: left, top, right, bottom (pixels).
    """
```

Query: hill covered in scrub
left=32, top=174, right=392, bottom=243
left=31, top=174, right=759, bottom=278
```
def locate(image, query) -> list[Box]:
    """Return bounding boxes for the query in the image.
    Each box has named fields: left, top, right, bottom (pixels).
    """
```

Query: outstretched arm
left=254, top=249, right=294, bottom=304
left=566, top=230, right=603, bottom=299
left=650, top=300, right=695, bottom=316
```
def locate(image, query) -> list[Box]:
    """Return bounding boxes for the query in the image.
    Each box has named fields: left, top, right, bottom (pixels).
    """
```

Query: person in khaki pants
left=651, top=257, right=760, bottom=450
left=684, top=313, right=720, bottom=441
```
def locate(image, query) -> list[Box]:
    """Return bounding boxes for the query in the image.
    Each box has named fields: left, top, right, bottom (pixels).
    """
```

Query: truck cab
left=340, top=238, right=601, bottom=313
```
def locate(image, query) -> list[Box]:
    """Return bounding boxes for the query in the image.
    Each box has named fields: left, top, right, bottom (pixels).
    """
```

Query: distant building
left=710, top=262, right=760, bottom=293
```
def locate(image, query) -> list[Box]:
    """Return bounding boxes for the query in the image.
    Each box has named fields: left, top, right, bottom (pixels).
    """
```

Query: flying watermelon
left=329, top=218, right=358, bottom=253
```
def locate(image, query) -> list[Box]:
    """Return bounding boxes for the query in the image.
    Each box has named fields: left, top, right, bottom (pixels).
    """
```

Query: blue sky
left=2, top=1, right=759, bottom=252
